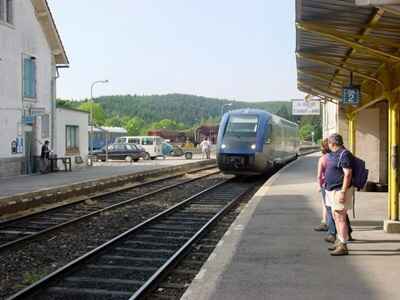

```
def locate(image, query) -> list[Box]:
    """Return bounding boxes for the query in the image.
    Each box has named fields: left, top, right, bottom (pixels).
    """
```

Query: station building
left=0, top=0, right=69, bottom=177
left=296, top=0, right=400, bottom=231
left=56, top=107, right=89, bottom=169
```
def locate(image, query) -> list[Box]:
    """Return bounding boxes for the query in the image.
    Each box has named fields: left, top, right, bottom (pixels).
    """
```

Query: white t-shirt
left=200, top=140, right=210, bottom=151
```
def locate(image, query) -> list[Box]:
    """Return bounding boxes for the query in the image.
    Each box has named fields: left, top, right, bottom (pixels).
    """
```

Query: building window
left=0, top=0, right=13, bottom=24
left=23, top=56, right=37, bottom=99
left=5, top=0, right=12, bottom=24
left=0, top=1, right=4, bottom=22
left=66, top=125, right=79, bottom=153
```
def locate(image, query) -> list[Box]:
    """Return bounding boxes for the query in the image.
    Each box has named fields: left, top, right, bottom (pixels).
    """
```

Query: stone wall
left=0, top=157, right=25, bottom=177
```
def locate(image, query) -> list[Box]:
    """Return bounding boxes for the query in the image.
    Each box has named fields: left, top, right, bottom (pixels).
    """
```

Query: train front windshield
left=225, top=115, right=259, bottom=137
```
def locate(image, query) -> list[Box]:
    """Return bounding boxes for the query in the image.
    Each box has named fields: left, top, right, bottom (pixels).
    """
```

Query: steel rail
left=0, top=164, right=217, bottom=226
left=0, top=166, right=220, bottom=252
left=129, top=181, right=250, bottom=300
left=7, top=178, right=249, bottom=300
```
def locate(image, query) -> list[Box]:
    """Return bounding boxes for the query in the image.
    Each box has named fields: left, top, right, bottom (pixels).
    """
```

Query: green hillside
left=94, top=94, right=292, bottom=126
left=57, top=93, right=321, bottom=140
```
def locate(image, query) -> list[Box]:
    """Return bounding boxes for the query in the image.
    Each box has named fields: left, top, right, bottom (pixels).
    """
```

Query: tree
left=78, top=102, right=106, bottom=126
left=299, top=123, right=314, bottom=141
left=104, top=115, right=123, bottom=127
left=151, top=119, right=186, bottom=130
left=124, top=117, right=145, bottom=136
left=299, top=115, right=322, bottom=141
left=57, top=99, right=75, bottom=108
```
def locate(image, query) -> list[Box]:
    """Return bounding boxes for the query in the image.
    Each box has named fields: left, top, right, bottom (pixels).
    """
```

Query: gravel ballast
left=0, top=173, right=227, bottom=299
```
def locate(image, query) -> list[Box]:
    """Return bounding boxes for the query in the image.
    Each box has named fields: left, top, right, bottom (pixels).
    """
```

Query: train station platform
left=182, top=154, right=400, bottom=300
left=0, top=155, right=209, bottom=198
left=0, top=156, right=214, bottom=217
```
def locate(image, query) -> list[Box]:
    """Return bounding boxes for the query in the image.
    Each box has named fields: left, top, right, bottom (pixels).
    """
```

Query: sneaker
left=324, top=234, right=336, bottom=243
left=314, top=223, right=328, bottom=232
left=330, top=242, right=348, bottom=256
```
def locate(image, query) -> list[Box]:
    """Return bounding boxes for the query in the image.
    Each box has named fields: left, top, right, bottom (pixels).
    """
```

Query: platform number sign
left=342, top=85, right=361, bottom=105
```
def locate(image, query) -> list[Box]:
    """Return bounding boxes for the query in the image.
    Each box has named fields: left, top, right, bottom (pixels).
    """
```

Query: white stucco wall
left=356, top=108, right=381, bottom=183
left=56, top=108, right=89, bottom=169
left=0, top=1, right=56, bottom=175
left=322, top=101, right=338, bottom=138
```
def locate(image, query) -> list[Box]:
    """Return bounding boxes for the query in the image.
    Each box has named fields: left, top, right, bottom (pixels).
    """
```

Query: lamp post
left=221, top=103, right=232, bottom=117
left=90, top=80, right=109, bottom=158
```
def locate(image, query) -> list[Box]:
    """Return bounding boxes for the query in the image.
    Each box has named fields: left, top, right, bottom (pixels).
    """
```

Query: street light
left=221, top=103, right=232, bottom=117
left=90, top=80, right=109, bottom=158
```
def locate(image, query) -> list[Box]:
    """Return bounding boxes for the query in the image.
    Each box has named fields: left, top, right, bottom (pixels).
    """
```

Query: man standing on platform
left=40, top=140, right=51, bottom=173
left=325, top=133, right=354, bottom=256
left=200, top=137, right=211, bottom=160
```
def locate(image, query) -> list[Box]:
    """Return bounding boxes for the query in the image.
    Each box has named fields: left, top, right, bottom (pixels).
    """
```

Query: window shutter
left=32, top=59, right=37, bottom=97
left=23, top=58, right=29, bottom=97
left=0, top=0, right=4, bottom=21
left=6, top=0, right=13, bottom=24
left=23, top=58, right=37, bottom=98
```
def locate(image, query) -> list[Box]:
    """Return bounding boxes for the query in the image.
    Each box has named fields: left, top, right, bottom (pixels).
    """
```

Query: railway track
left=0, top=165, right=219, bottom=252
left=7, top=178, right=253, bottom=300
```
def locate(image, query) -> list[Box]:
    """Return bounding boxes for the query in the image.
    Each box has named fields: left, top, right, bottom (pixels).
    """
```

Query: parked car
left=93, top=143, right=146, bottom=162
left=116, top=136, right=164, bottom=160
left=162, top=142, right=193, bottom=159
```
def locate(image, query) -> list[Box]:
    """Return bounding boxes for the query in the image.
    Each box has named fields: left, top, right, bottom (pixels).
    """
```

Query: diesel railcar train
left=217, top=109, right=300, bottom=175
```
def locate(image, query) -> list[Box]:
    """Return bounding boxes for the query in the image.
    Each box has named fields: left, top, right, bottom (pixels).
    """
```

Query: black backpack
left=338, top=150, right=369, bottom=191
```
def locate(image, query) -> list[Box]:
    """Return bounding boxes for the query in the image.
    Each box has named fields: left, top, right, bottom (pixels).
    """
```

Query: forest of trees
left=57, top=93, right=322, bottom=141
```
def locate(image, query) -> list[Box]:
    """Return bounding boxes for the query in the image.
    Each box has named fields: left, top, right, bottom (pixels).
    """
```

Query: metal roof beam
left=298, top=68, right=349, bottom=80
left=299, top=52, right=385, bottom=63
left=297, top=19, right=400, bottom=62
left=301, top=24, right=400, bottom=49
left=299, top=69, right=345, bottom=83
left=296, top=52, right=383, bottom=86
left=298, top=82, right=341, bottom=101
left=300, top=21, right=400, bottom=32
left=297, top=52, right=384, bottom=85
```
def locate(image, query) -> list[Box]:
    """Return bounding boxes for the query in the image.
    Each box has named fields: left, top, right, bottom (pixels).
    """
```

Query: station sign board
left=342, top=85, right=361, bottom=105
left=292, top=99, right=320, bottom=115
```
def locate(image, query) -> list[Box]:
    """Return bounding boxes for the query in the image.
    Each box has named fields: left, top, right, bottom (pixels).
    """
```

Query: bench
left=49, top=157, right=72, bottom=172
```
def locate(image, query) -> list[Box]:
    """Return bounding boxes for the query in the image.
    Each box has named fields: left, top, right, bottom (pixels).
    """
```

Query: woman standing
left=314, top=139, right=330, bottom=232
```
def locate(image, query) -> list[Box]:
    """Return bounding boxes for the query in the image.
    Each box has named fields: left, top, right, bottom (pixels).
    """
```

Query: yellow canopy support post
left=388, top=99, right=399, bottom=221
left=347, top=115, right=356, bottom=155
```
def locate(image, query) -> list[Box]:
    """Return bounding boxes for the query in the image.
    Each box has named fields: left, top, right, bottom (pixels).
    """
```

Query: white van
left=116, top=136, right=164, bottom=160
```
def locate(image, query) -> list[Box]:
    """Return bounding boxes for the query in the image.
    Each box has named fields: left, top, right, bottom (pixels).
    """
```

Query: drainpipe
left=51, top=67, right=59, bottom=152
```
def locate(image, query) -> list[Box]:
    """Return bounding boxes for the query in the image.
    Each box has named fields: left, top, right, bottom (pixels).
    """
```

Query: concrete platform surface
left=182, top=154, right=400, bottom=300
left=0, top=155, right=208, bottom=198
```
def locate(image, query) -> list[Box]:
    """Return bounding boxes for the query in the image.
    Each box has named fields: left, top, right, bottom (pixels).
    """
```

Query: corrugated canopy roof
left=296, top=0, right=400, bottom=102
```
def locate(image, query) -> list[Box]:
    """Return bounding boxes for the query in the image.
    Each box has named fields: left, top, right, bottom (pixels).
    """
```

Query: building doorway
left=25, top=130, right=33, bottom=174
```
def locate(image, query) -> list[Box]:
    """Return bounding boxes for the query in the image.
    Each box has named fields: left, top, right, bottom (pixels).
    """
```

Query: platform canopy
left=296, top=0, right=400, bottom=108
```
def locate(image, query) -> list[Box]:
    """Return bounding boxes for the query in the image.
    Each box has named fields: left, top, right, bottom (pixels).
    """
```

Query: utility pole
left=90, top=80, right=109, bottom=160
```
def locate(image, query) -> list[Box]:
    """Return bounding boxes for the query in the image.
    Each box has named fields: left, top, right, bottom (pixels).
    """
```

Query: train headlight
left=221, top=144, right=227, bottom=149
left=251, top=144, right=256, bottom=150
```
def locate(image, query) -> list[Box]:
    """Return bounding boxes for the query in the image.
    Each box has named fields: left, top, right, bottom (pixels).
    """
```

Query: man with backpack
left=324, top=134, right=355, bottom=256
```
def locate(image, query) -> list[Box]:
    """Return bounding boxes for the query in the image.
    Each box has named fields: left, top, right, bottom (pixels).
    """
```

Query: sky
left=48, top=0, right=305, bottom=102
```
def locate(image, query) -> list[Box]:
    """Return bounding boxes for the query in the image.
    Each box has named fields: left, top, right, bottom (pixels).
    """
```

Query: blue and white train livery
left=217, top=109, right=299, bottom=175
